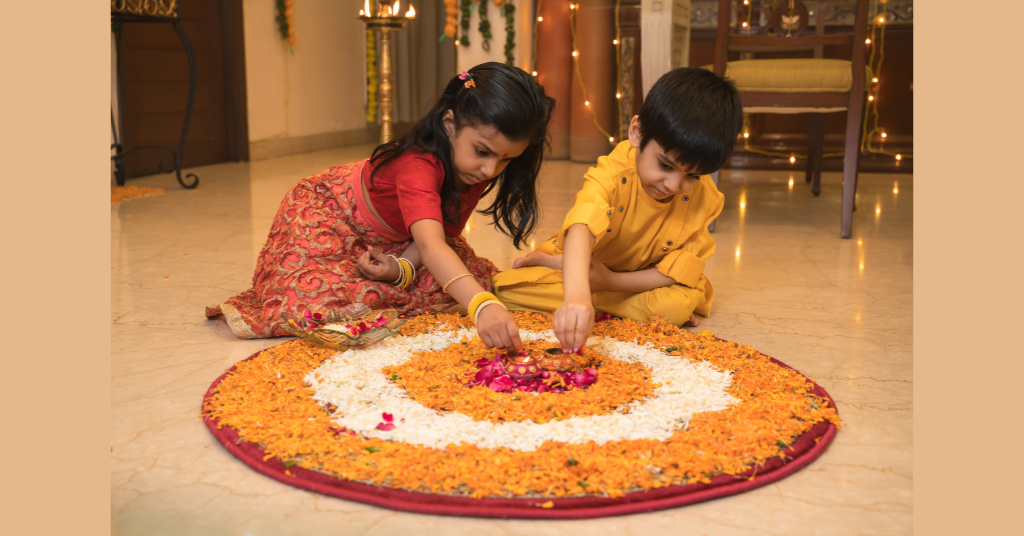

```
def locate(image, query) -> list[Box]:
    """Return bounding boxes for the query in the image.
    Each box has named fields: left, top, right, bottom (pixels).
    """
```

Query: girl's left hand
left=357, top=247, right=400, bottom=282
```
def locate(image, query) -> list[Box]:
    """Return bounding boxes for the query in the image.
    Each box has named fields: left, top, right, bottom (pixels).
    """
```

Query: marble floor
left=111, top=144, right=912, bottom=535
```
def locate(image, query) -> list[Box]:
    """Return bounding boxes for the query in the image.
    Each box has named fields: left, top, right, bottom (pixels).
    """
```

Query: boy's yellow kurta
left=493, top=141, right=724, bottom=326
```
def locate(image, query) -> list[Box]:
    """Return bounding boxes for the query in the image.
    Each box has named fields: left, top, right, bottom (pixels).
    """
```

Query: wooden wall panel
left=116, top=0, right=248, bottom=178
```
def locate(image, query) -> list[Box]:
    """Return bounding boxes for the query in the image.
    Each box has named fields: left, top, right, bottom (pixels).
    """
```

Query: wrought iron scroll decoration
left=111, top=0, right=199, bottom=188
left=111, top=0, right=179, bottom=18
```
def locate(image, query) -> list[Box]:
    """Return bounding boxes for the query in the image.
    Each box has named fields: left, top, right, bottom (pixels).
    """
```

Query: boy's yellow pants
left=492, top=266, right=712, bottom=327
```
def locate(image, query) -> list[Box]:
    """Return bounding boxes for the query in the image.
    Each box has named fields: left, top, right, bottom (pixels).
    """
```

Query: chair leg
left=841, top=100, right=864, bottom=238
left=708, top=170, right=720, bottom=233
left=807, top=113, right=825, bottom=196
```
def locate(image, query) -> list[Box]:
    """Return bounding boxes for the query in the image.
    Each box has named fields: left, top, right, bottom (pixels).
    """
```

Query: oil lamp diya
left=539, top=348, right=579, bottom=372
left=506, top=354, right=542, bottom=381
left=358, top=0, right=416, bottom=144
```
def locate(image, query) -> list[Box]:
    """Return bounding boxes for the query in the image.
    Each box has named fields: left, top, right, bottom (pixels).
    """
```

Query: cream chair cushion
left=702, top=59, right=873, bottom=113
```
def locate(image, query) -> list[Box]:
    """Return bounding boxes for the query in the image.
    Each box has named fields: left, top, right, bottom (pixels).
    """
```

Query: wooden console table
left=111, top=0, right=199, bottom=188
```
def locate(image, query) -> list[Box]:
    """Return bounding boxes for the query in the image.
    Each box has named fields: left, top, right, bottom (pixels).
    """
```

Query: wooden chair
left=711, top=0, right=870, bottom=238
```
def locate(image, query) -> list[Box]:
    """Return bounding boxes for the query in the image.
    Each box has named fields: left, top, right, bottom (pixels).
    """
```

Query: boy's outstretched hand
left=476, top=304, right=524, bottom=354
left=553, top=297, right=594, bottom=354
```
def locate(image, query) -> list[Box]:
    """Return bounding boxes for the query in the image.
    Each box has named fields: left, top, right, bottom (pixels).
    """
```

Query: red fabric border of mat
left=203, top=342, right=838, bottom=519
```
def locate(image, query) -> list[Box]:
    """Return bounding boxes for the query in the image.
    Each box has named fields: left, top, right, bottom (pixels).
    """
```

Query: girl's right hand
left=476, top=304, right=524, bottom=354
left=553, top=297, right=594, bottom=353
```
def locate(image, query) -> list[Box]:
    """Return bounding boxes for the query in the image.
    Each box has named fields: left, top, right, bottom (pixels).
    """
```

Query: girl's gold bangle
left=442, top=272, right=473, bottom=293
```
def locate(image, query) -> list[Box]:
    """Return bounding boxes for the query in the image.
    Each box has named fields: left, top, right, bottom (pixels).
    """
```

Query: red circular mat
left=203, top=343, right=838, bottom=519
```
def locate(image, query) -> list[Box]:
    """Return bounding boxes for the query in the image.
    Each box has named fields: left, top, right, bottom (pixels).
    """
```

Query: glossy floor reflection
left=112, top=144, right=912, bottom=535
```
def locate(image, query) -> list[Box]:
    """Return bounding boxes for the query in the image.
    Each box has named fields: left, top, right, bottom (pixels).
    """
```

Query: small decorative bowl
left=539, top=348, right=577, bottom=372
left=280, top=304, right=405, bottom=350
left=506, top=354, right=542, bottom=381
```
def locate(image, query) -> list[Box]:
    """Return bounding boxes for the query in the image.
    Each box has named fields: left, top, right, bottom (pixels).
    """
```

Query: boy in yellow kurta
left=493, top=68, right=744, bottom=351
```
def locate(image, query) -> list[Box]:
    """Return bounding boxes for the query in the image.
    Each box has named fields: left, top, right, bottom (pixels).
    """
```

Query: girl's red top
left=361, top=151, right=489, bottom=238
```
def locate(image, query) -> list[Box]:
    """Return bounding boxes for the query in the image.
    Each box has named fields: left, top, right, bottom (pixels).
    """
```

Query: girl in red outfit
left=207, top=63, right=554, bottom=352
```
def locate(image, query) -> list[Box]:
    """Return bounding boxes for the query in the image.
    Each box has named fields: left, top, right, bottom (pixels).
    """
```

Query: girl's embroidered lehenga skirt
left=205, top=160, right=499, bottom=338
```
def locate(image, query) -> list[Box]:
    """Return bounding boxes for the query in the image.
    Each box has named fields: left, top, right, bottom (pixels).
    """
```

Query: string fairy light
left=530, top=0, right=542, bottom=76
left=861, top=1, right=912, bottom=161
left=569, top=0, right=616, bottom=145
left=526, top=1, right=631, bottom=146
left=740, top=0, right=911, bottom=165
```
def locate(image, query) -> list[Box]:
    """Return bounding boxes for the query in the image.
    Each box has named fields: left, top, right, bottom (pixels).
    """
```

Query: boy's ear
left=442, top=109, right=456, bottom=138
left=627, top=116, right=641, bottom=148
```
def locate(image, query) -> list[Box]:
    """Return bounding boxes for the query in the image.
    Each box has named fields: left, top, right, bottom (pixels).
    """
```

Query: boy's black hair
left=636, top=67, right=743, bottom=175
left=368, top=62, right=555, bottom=249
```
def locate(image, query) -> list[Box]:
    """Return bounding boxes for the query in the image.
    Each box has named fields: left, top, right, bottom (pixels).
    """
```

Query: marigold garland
left=459, top=0, right=472, bottom=47
left=444, top=0, right=458, bottom=38
left=203, top=312, right=840, bottom=499
left=477, top=0, right=492, bottom=51
left=275, top=0, right=296, bottom=46
left=365, top=29, right=378, bottom=124
left=385, top=338, right=652, bottom=424
left=501, top=2, right=515, bottom=66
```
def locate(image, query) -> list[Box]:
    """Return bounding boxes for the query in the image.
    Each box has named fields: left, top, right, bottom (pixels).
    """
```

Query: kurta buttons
left=667, top=240, right=673, bottom=246
left=683, top=195, right=690, bottom=201
left=621, top=177, right=627, bottom=184
left=618, top=206, right=624, bottom=212
left=606, top=210, right=613, bottom=217
left=662, top=247, right=668, bottom=252
left=607, top=228, right=612, bottom=232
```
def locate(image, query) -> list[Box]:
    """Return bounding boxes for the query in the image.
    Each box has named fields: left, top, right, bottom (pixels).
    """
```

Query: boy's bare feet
left=512, top=250, right=563, bottom=270
left=682, top=314, right=700, bottom=327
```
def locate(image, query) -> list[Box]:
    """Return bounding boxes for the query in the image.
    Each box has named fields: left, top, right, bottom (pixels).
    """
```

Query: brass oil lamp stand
left=360, top=0, right=416, bottom=144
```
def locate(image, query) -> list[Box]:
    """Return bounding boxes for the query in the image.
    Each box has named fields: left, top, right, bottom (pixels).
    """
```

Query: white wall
left=243, top=0, right=368, bottom=143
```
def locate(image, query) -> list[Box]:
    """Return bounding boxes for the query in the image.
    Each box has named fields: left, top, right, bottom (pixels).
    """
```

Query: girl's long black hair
left=367, top=62, right=555, bottom=249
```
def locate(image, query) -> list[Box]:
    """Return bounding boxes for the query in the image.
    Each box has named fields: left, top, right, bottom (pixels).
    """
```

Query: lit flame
left=394, top=1, right=400, bottom=16
left=359, top=9, right=364, bottom=15
left=406, top=4, right=415, bottom=17
left=364, top=0, right=370, bottom=16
